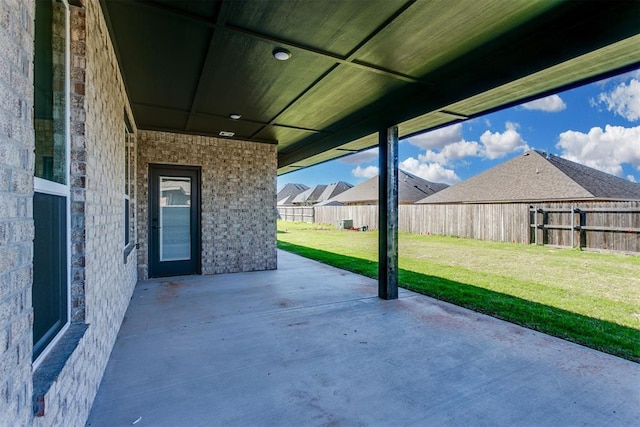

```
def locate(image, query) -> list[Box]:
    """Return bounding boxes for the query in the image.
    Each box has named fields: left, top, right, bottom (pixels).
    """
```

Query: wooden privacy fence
left=400, top=204, right=530, bottom=243
left=277, top=206, right=315, bottom=223
left=308, top=201, right=640, bottom=252
left=313, top=204, right=530, bottom=243
left=314, top=205, right=379, bottom=230
left=306, top=201, right=639, bottom=252
left=530, top=201, right=640, bottom=252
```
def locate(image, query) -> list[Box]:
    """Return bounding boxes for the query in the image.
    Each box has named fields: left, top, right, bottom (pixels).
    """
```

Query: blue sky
left=278, top=69, right=640, bottom=189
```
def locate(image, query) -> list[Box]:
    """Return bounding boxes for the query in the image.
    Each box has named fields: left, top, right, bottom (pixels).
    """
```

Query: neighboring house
left=314, top=200, right=345, bottom=207
left=277, top=183, right=309, bottom=204
left=417, top=150, right=640, bottom=204
left=161, top=181, right=191, bottom=206
left=330, top=170, right=448, bottom=205
left=277, top=195, right=297, bottom=206
left=292, top=181, right=353, bottom=205
left=292, top=184, right=328, bottom=205
left=319, top=181, right=353, bottom=201
left=411, top=150, right=640, bottom=251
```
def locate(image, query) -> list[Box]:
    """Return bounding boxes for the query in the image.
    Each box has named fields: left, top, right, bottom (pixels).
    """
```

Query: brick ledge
left=32, top=323, right=89, bottom=417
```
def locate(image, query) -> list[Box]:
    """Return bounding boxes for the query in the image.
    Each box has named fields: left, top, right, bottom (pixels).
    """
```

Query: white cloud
left=627, top=175, right=637, bottom=183
left=352, top=165, right=379, bottom=179
left=479, top=122, right=529, bottom=159
left=419, top=140, right=480, bottom=165
left=397, top=122, right=528, bottom=183
left=338, top=147, right=378, bottom=165
left=405, top=123, right=463, bottom=150
left=399, top=157, right=460, bottom=185
left=597, top=79, right=640, bottom=122
left=595, top=69, right=640, bottom=88
left=556, top=125, right=640, bottom=176
left=407, top=121, right=527, bottom=165
left=521, top=94, right=567, bottom=112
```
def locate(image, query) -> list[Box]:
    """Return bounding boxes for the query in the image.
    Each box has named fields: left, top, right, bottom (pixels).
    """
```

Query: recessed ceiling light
left=219, top=131, right=235, bottom=137
left=229, top=114, right=241, bottom=120
left=273, top=48, right=291, bottom=61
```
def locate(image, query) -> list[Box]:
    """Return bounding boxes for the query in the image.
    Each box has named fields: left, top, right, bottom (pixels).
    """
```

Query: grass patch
left=277, top=221, right=640, bottom=362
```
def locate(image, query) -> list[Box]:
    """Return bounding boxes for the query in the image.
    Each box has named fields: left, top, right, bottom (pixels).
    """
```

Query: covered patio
left=3, top=1, right=639, bottom=425
left=87, top=250, right=639, bottom=426
left=101, top=0, right=640, bottom=296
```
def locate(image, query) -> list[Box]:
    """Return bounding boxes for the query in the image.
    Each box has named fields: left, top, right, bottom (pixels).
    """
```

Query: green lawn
left=277, top=220, right=640, bottom=362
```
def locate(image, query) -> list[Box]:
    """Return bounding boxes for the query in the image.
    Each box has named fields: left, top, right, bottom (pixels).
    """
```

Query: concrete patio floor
left=86, top=250, right=639, bottom=427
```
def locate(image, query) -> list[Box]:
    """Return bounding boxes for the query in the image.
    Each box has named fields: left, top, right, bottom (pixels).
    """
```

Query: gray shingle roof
left=277, top=195, right=296, bottom=205
left=417, top=150, right=640, bottom=204
left=546, top=153, right=640, bottom=200
left=293, top=184, right=327, bottom=204
left=319, top=181, right=353, bottom=201
left=277, top=183, right=309, bottom=203
left=331, top=170, right=448, bottom=204
left=289, top=181, right=353, bottom=205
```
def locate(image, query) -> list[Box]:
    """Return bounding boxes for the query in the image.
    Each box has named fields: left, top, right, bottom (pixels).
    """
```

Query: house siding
left=137, top=130, right=278, bottom=278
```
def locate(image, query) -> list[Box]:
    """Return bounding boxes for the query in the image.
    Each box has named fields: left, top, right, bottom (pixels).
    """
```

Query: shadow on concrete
left=278, top=241, right=640, bottom=362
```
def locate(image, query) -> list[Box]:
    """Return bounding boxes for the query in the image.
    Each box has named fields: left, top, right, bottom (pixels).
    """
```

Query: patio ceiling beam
left=246, top=0, right=420, bottom=140
left=184, top=2, right=231, bottom=132
left=249, top=64, right=341, bottom=140
left=133, top=102, right=326, bottom=133
left=131, top=0, right=428, bottom=86
left=378, top=126, right=399, bottom=300
left=131, top=0, right=217, bottom=28
left=223, top=30, right=427, bottom=87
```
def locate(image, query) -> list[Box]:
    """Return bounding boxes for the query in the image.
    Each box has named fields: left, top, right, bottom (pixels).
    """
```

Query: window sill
left=123, top=242, right=135, bottom=264
left=33, top=323, right=89, bottom=417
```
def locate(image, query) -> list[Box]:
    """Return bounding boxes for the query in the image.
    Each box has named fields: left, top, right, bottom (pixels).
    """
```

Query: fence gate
left=530, top=202, right=640, bottom=252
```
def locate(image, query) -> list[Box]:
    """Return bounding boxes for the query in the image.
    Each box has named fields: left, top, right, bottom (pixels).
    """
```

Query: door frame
left=148, top=164, right=202, bottom=278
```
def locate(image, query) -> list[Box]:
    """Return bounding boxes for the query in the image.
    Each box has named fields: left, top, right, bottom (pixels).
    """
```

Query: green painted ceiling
left=100, top=0, right=640, bottom=175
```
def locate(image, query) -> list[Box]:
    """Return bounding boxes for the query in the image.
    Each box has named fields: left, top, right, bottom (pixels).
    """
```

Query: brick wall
left=69, top=3, right=87, bottom=323
left=0, top=0, right=35, bottom=424
left=137, top=131, right=277, bottom=278
left=30, top=0, right=138, bottom=425
left=1, top=0, right=275, bottom=423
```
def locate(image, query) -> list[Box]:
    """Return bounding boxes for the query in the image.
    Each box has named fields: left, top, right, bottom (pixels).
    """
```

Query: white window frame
left=33, top=0, right=71, bottom=370
left=124, top=126, right=130, bottom=248
left=124, top=124, right=135, bottom=254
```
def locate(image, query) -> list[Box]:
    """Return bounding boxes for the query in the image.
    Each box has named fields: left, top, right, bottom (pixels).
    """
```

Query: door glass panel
left=159, top=176, right=191, bottom=261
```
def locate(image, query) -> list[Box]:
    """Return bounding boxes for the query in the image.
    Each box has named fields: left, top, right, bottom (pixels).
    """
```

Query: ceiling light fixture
left=273, top=48, right=291, bottom=61
left=219, top=131, right=235, bottom=137
left=229, top=114, right=241, bottom=120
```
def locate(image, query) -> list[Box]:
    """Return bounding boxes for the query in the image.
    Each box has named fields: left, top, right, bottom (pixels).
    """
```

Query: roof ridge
left=534, top=151, right=596, bottom=197
left=543, top=152, right=640, bottom=199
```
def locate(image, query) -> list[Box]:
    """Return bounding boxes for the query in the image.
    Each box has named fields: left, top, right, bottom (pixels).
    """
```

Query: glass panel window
left=124, top=125, right=135, bottom=248
left=34, top=0, right=67, bottom=184
left=124, top=198, right=130, bottom=246
left=124, top=126, right=130, bottom=246
left=159, top=176, right=191, bottom=261
left=33, top=193, right=68, bottom=359
left=124, top=126, right=131, bottom=195
left=33, top=0, right=70, bottom=364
